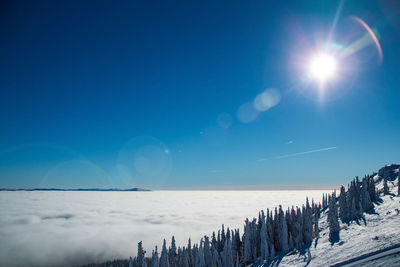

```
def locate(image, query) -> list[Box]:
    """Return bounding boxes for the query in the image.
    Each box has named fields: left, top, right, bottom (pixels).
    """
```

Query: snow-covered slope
left=269, top=178, right=400, bottom=267
left=87, top=165, right=399, bottom=267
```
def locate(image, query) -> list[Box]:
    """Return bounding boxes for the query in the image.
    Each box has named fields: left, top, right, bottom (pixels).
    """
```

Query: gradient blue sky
left=1, top=0, right=399, bottom=189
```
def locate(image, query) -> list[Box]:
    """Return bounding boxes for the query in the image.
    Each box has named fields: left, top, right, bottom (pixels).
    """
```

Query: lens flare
left=254, top=89, right=281, bottom=111
left=341, top=16, right=383, bottom=64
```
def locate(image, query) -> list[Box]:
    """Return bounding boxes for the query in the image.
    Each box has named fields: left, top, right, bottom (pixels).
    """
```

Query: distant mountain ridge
left=0, top=188, right=151, bottom=192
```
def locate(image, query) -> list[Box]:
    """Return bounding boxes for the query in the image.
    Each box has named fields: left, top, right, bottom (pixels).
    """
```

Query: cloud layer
left=0, top=190, right=330, bottom=266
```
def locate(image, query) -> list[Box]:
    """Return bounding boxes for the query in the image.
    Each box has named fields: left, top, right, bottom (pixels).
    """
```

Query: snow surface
left=263, top=179, right=400, bottom=267
left=0, top=190, right=329, bottom=267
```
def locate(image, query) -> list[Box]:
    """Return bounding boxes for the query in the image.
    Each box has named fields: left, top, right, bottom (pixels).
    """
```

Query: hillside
left=273, top=174, right=400, bottom=266
left=87, top=164, right=400, bottom=267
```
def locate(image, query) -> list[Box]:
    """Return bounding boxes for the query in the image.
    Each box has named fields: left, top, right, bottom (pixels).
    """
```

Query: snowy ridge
left=87, top=164, right=400, bottom=267
left=276, top=176, right=400, bottom=266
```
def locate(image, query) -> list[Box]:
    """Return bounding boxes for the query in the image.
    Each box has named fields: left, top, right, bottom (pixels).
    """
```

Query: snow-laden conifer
left=160, top=239, right=169, bottom=267
left=243, top=219, right=252, bottom=262
left=260, top=212, right=269, bottom=260
left=169, top=236, right=177, bottom=267
left=338, top=186, right=348, bottom=222
left=313, top=208, right=319, bottom=239
left=151, top=246, right=159, bottom=267
left=203, top=236, right=212, bottom=267
left=222, top=235, right=233, bottom=267
left=367, top=175, right=377, bottom=202
left=383, top=176, right=389, bottom=195
left=302, top=199, right=313, bottom=245
left=183, top=248, right=189, bottom=267
left=279, top=205, right=289, bottom=251
left=137, top=241, right=145, bottom=267
left=211, top=248, right=221, bottom=267
left=398, top=171, right=400, bottom=196
left=327, top=192, right=340, bottom=241
left=195, top=239, right=205, bottom=267
left=361, top=177, right=373, bottom=211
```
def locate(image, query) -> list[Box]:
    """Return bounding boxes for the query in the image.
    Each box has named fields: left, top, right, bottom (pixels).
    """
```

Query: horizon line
left=151, top=184, right=338, bottom=191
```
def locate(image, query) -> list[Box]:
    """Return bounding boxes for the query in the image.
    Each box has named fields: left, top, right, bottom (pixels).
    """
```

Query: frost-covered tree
left=338, top=186, right=348, bottom=222
left=302, top=200, right=313, bottom=245
left=182, top=248, right=189, bottom=267
left=211, top=248, right=221, bottom=267
left=279, top=206, right=289, bottom=251
left=290, top=207, right=302, bottom=248
left=187, top=238, right=193, bottom=267
left=313, top=207, right=319, bottom=239
left=383, top=176, right=389, bottom=195
left=243, top=219, right=252, bottom=262
left=195, top=239, right=205, bottom=267
left=322, top=194, right=328, bottom=210
left=368, top=175, right=377, bottom=202
left=137, top=241, right=146, bottom=267
left=221, top=224, right=226, bottom=249
left=260, top=212, right=269, bottom=260
left=169, top=236, right=177, bottom=267
left=151, top=247, right=159, bottom=267
left=327, top=192, right=340, bottom=241
left=203, top=236, right=212, bottom=267
left=397, top=171, right=400, bottom=196
left=361, top=178, right=373, bottom=211
left=222, top=235, right=233, bottom=267
left=231, top=229, right=241, bottom=262
left=160, top=239, right=169, bottom=267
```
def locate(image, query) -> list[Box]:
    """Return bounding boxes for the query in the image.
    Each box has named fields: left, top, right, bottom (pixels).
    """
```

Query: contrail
left=276, top=146, right=337, bottom=159
left=257, top=146, right=337, bottom=162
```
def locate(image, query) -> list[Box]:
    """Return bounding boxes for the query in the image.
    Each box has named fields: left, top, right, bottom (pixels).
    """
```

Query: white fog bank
left=0, top=190, right=330, bottom=266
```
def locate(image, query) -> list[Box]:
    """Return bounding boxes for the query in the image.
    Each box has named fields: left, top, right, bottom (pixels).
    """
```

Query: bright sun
left=309, top=53, right=337, bottom=83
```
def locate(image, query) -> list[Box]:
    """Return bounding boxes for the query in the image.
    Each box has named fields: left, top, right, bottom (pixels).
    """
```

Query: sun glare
left=309, top=53, right=337, bottom=83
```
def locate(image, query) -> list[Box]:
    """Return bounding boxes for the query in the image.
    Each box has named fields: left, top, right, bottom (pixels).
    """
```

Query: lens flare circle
left=117, top=136, right=172, bottom=187
left=254, top=88, right=281, bottom=112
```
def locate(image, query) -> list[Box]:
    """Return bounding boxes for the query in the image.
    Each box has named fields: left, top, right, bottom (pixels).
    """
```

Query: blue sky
left=1, top=0, right=399, bottom=189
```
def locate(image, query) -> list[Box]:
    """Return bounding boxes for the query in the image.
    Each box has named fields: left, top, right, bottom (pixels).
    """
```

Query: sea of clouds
left=0, top=190, right=330, bottom=266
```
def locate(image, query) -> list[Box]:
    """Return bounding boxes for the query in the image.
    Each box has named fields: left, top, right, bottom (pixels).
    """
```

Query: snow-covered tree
left=182, top=248, right=189, bottom=267
left=397, top=171, right=400, bottom=196
left=260, top=212, right=269, bottom=260
left=338, top=186, right=348, bottom=222
left=361, top=178, right=373, bottom=211
left=195, top=239, right=205, bottom=267
left=279, top=206, right=289, bottom=251
left=137, top=241, right=146, bottom=267
left=313, top=208, right=319, bottom=239
left=302, top=200, right=313, bottom=245
left=383, top=176, right=389, bottom=195
left=169, top=236, right=177, bottom=267
left=160, top=239, right=169, bottom=267
left=222, top=235, right=233, bottom=267
left=243, top=219, right=252, bottom=263
left=203, top=236, right=212, bottom=267
left=327, top=192, right=340, bottom=241
left=211, top=248, right=221, bottom=267
left=151, top=246, right=159, bottom=267
left=368, top=175, right=377, bottom=202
